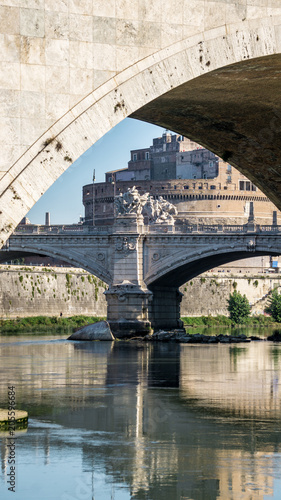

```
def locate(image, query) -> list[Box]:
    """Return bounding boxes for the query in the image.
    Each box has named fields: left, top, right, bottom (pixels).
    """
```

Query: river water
left=0, top=334, right=281, bottom=500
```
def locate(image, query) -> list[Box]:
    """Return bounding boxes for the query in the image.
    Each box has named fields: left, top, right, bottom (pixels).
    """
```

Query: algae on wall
left=1, top=265, right=280, bottom=319
left=0, top=265, right=107, bottom=318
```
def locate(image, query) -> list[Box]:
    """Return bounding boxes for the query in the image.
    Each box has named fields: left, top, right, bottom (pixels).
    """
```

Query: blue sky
left=27, top=118, right=164, bottom=225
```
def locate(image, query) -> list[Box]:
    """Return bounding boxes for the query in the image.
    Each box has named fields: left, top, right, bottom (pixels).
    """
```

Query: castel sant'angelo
left=82, top=131, right=279, bottom=227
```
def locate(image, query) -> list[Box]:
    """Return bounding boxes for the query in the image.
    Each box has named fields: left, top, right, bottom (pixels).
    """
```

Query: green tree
left=266, top=289, right=281, bottom=322
left=227, top=290, right=251, bottom=323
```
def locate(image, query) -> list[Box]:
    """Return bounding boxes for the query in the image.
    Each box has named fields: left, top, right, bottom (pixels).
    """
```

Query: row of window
left=132, top=152, right=150, bottom=161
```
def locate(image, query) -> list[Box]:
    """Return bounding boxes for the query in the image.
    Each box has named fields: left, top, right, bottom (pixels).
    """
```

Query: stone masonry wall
left=1, top=265, right=281, bottom=319
left=180, top=275, right=281, bottom=317
left=0, top=265, right=107, bottom=319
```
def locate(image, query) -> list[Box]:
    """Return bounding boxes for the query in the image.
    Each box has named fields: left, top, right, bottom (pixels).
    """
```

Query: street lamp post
left=92, top=169, right=95, bottom=226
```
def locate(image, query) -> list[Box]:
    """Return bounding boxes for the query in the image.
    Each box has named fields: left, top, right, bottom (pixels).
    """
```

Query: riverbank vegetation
left=181, top=314, right=275, bottom=327
left=0, top=313, right=278, bottom=335
left=0, top=316, right=106, bottom=334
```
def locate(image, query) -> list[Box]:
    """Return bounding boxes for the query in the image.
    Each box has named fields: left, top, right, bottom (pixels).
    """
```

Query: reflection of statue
left=115, top=188, right=177, bottom=224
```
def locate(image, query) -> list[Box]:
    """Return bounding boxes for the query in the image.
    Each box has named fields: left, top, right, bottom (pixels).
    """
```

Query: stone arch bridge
left=2, top=216, right=281, bottom=336
left=1, top=1, right=281, bottom=245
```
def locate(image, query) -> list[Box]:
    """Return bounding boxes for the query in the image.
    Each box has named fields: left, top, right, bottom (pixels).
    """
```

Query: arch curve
left=1, top=17, right=281, bottom=244
left=146, top=247, right=281, bottom=288
left=0, top=245, right=112, bottom=285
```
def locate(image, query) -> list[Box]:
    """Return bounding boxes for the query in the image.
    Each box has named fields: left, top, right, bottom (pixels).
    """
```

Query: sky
left=27, top=118, right=164, bottom=225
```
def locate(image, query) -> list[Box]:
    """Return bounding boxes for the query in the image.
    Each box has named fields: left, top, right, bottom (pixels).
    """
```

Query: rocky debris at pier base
left=267, top=331, right=281, bottom=341
left=143, top=330, right=263, bottom=343
left=68, top=320, right=115, bottom=341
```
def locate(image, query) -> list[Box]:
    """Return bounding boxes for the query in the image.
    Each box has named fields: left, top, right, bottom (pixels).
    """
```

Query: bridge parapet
left=12, top=223, right=281, bottom=236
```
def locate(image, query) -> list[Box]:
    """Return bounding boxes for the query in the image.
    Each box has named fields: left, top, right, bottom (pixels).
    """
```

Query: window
left=209, top=161, right=213, bottom=167
left=108, top=176, right=112, bottom=183
left=133, top=153, right=137, bottom=161
left=239, top=181, right=245, bottom=190
left=227, top=175, right=231, bottom=182
left=145, top=152, right=150, bottom=160
left=210, top=185, right=216, bottom=190
left=174, top=185, right=177, bottom=190
left=184, top=185, right=189, bottom=190
left=193, top=175, right=197, bottom=179
left=227, top=164, right=232, bottom=172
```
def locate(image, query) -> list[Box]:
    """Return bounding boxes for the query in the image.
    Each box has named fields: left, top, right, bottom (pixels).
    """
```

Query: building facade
left=83, top=132, right=279, bottom=227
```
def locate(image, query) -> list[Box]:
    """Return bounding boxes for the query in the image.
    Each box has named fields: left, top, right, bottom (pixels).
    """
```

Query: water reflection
left=0, top=336, right=281, bottom=499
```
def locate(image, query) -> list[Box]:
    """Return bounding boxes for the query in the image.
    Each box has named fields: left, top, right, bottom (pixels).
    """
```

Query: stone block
left=204, top=2, right=226, bottom=30
left=20, top=116, right=46, bottom=146
left=0, top=6, right=20, bottom=35
left=21, top=63, right=45, bottom=91
left=116, top=45, right=139, bottom=72
left=70, top=14, right=93, bottom=42
left=69, top=67, right=94, bottom=95
left=20, top=0, right=44, bottom=8
left=20, top=91, right=45, bottom=119
left=45, top=38, right=69, bottom=67
left=45, top=0, right=68, bottom=12
left=0, top=117, right=20, bottom=145
left=116, top=0, right=139, bottom=20
left=160, top=24, right=183, bottom=47
left=139, top=0, right=162, bottom=23
left=0, top=89, right=20, bottom=117
left=0, top=34, right=20, bottom=63
left=20, top=37, right=45, bottom=65
left=20, top=8, right=45, bottom=38
left=45, top=93, right=69, bottom=121
left=69, top=40, right=93, bottom=69
left=69, top=0, right=92, bottom=15
left=92, top=0, right=116, bottom=18
left=93, top=16, right=116, bottom=45
left=93, top=43, right=116, bottom=71
left=45, top=65, right=69, bottom=93
left=183, top=0, right=204, bottom=28
left=161, top=0, right=183, bottom=25
left=0, top=61, right=20, bottom=90
left=45, top=11, right=69, bottom=40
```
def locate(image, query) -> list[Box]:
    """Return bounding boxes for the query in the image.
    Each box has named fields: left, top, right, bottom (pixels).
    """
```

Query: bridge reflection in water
left=0, top=337, right=281, bottom=499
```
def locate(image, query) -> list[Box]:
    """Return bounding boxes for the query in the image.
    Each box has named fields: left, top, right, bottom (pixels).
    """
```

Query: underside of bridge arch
left=147, top=250, right=280, bottom=330
left=131, top=54, right=281, bottom=210
left=2, top=20, right=281, bottom=245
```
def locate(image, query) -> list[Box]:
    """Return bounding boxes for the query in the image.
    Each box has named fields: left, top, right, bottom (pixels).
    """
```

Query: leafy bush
left=266, top=289, right=281, bottom=322
left=227, top=290, right=251, bottom=323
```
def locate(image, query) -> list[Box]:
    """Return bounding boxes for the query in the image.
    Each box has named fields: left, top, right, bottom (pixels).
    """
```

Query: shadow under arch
left=147, top=248, right=280, bottom=330
left=1, top=18, right=281, bottom=243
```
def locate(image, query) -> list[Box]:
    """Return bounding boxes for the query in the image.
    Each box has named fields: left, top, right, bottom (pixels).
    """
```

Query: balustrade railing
left=11, top=223, right=281, bottom=236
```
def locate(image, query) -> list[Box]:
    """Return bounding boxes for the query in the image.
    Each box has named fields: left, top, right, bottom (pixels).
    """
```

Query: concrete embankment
left=1, top=265, right=281, bottom=318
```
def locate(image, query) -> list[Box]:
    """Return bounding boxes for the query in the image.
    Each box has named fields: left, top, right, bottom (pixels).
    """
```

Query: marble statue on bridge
left=115, top=187, right=178, bottom=224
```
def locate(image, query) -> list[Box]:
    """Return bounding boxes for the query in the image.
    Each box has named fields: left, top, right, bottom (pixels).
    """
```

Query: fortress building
left=83, top=132, right=279, bottom=227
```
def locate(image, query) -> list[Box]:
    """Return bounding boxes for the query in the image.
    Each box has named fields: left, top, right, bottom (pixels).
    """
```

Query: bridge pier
left=148, top=286, right=184, bottom=331
left=105, top=284, right=152, bottom=338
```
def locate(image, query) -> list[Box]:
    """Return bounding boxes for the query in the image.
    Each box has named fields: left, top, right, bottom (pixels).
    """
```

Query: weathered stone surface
left=68, top=320, right=114, bottom=341
left=1, top=3, right=281, bottom=245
